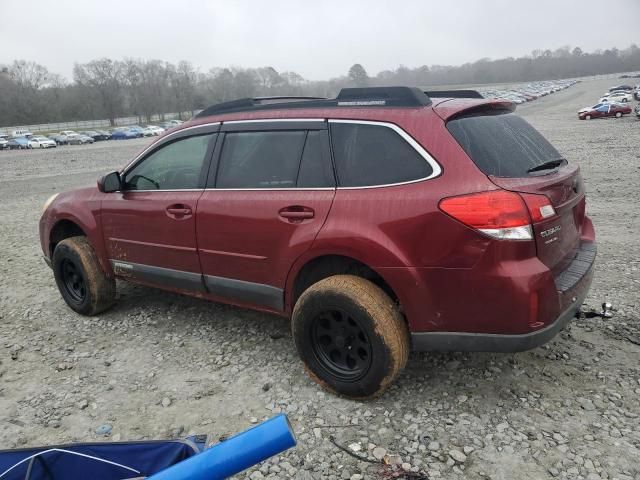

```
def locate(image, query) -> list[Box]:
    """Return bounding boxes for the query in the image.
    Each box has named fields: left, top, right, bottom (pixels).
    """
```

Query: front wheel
left=292, top=275, right=409, bottom=399
left=616, top=112, right=622, bottom=118
left=585, top=115, right=591, bottom=120
left=52, top=236, right=116, bottom=315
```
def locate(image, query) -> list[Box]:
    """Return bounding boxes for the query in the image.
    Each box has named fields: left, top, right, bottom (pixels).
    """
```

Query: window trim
left=117, top=118, right=442, bottom=193
left=119, top=125, right=220, bottom=192
left=328, top=119, right=442, bottom=190
left=120, top=122, right=221, bottom=179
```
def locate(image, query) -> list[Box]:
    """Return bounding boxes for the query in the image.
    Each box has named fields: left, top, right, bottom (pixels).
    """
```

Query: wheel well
left=292, top=255, right=400, bottom=307
left=49, top=220, right=86, bottom=257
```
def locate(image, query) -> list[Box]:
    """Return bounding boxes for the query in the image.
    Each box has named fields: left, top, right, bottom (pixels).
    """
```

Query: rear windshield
left=446, top=111, right=563, bottom=177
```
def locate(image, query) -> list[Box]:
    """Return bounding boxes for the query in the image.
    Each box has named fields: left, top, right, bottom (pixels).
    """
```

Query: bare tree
left=73, top=59, right=124, bottom=126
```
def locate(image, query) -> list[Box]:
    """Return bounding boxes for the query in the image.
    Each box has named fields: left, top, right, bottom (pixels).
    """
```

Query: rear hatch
left=446, top=109, right=586, bottom=277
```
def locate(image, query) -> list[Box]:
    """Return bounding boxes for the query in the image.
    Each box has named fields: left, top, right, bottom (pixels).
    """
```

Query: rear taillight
left=519, top=193, right=556, bottom=222
left=438, top=190, right=555, bottom=241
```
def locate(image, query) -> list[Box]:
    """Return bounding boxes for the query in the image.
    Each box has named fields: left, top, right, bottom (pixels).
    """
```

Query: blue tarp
left=0, top=438, right=205, bottom=480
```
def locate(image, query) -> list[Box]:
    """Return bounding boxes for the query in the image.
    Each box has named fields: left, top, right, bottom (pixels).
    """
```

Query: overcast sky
left=2, top=0, right=638, bottom=81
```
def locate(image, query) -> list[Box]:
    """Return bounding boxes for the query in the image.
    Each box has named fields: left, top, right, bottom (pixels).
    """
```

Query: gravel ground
left=1, top=78, right=639, bottom=480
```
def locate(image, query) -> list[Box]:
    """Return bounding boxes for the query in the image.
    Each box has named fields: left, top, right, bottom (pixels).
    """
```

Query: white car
left=600, top=91, right=632, bottom=103
left=143, top=125, right=165, bottom=136
left=59, top=130, right=78, bottom=137
left=30, top=136, right=57, bottom=149
left=0, top=135, right=8, bottom=150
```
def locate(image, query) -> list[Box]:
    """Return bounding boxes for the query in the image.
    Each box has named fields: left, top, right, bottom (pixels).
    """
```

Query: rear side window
left=446, top=112, right=563, bottom=177
left=330, top=123, right=433, bottom=187
left=216, top=131, right=306, bottom=188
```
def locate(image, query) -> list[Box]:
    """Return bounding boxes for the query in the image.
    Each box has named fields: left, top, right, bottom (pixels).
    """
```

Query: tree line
left=1, top=44, right=639, bottom=128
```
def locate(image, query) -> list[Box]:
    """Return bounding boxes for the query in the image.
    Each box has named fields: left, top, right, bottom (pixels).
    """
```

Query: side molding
left=204, top=275, right=284, bottom=311
left=109, top=259, right=284, bottom=311
left=109, top=260, right=206, bottom=292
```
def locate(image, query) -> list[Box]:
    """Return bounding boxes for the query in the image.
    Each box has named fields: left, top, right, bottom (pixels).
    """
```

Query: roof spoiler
left=424, top=90, right=484, bottom=99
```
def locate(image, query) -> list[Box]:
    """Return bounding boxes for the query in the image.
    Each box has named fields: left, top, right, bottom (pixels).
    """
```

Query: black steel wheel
left=52, top=236, right=116, bottom=315
left=292, top=275, right=409, bottom=399
left=60, top=258, right=86, bottom=303
left=310, top=308, right=373, bottom=382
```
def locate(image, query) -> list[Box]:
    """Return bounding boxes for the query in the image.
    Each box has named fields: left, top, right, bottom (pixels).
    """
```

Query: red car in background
left=579, top=103, right=631, bottom=120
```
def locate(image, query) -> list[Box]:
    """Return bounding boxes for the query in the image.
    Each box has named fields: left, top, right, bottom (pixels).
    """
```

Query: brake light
left=439, top=190, right=532, bottom=240
left=439, top=191, right=557, bottom=240
left=520, top=193, right=556, bottom=222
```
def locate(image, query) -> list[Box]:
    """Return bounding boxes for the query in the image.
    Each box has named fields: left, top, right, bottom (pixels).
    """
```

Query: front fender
left=41, top=188, right=113, bottom=277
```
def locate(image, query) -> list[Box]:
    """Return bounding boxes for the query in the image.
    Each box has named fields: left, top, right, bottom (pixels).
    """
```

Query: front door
left=101, top=130, right=218, bottom=292
left=196, top=121, right=336, bottom=311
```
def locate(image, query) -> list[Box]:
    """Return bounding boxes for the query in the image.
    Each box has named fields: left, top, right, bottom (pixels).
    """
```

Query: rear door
left=101, top=125, right=219, bottom=291
left=446, top=111, right=586, bottom=277
left=195, top=120, right=335, bottom=311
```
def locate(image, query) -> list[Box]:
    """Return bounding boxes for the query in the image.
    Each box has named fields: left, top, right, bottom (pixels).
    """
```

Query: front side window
left=330, top=122, right=433, bottom=187
left=124, top=134, right=214, bottom=190
left=216, top=131, right=307, bottom=188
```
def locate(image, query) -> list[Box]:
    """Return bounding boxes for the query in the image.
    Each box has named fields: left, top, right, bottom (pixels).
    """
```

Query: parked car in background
left=578, top=103, right=605, bottom=113
left=30, top=136, right=57, bottom=148
left=609, top=85, right=633, bottom=92
left=96, top=130, right=112, bottom=140
left=0, top=135, right=9, bottom=150
left=142, top=125, right=164, bottom=136
left=578, top=103, right=631, bottom=120
left=126, top=126, right=146, bottom=138
left=8, top=137, right=30, bottom=149
left=600, top=91, right=632, bottom=103
left=59, top=130, right=78, bottom=137
left=81, top=131, right=110, bottom=141
left=110, top=127, right=139, bottom=140
left=66, top=133, right=94, bottom=145
left=49, top=134, right=69, bottom=145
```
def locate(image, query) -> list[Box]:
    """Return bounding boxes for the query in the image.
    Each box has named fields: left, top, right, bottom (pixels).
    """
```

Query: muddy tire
left=52, top=236, right=116, bottom=315
left=292, top=275, right=409, bottom=399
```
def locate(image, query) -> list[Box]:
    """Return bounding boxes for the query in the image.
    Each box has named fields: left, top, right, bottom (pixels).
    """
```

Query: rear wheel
left=292, top=275, right=409, bottom=399
left=52, top=236, right=116, bottom=315
left=615, top=112, right=622, bottom=118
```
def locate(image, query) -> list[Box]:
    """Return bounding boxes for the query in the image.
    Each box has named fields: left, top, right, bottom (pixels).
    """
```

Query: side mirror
left=98, top=171, right=122, bottom=193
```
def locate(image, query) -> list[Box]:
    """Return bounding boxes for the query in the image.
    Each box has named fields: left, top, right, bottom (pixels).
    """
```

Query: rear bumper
left=411, top=241, right=596, bottom=352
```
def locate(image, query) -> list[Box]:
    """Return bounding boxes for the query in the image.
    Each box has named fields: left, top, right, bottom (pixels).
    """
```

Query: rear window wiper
left=527, top=158, right=566, bottom=173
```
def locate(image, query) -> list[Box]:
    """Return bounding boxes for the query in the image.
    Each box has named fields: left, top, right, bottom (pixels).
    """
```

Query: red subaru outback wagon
left=40, top=87, right=596, bottom=398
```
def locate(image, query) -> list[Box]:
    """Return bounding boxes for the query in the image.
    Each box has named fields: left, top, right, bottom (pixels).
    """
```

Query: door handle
left=279, top=206, right=314, bottom=223
left=166, top=204, right=192, bottom=219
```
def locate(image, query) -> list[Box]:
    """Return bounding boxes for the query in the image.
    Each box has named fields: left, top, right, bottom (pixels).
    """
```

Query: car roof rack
left=424, top=89, right=484, bottom=99
left=195, top=86, right=432, bottom=118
